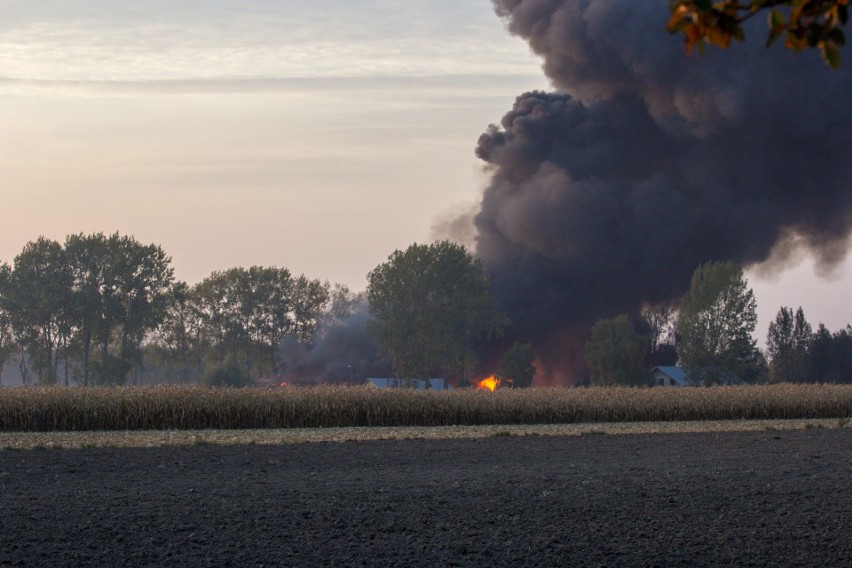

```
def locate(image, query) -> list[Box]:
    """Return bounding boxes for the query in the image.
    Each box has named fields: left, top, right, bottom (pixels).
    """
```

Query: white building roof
left=652, top=366, right=689, bottom=386
left=366, top=378, right=452, bottom=390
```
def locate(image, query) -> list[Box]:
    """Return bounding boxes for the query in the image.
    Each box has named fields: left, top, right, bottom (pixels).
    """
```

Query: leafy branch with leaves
left=667, top=1, right=848, bottom=67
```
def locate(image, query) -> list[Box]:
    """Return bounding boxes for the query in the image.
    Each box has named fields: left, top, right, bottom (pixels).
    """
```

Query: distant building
left=365, top=378, right=453, bottom=390
left=651, top=366, right=746, bottom=387
left=652, top=366, right=689, bottom=387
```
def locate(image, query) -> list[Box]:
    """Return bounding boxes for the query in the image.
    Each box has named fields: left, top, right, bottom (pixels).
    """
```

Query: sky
left=1, top=0, right=850, bottom=342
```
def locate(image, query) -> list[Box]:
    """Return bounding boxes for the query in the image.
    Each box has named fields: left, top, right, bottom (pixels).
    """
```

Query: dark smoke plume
left=473, top=1, right=852, bottom=384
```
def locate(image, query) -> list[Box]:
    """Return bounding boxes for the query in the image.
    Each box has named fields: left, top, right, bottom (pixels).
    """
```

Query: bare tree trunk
left=82, top=333, right=91, bottom=386
left=17, top=346, right=30, bottom=385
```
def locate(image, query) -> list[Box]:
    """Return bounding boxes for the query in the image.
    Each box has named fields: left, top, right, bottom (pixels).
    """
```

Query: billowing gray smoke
left=474, top=1, right=852, bottom=384
left=278, top=301, right=391, bottom=384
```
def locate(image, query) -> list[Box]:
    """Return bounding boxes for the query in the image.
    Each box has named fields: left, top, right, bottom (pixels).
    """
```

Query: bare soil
left=1, top=429, right=849, bottom=567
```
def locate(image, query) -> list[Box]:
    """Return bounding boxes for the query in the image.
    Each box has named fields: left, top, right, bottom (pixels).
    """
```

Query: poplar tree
left=496, top=343, right=536, bottom=388
left=767, top=306, right=813, bottom=382
left=676, top=261, right=757, bottom=385
left=584, top=315, right=650, bottom=387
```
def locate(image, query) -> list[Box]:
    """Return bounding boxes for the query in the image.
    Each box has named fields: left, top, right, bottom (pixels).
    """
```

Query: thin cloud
left=0, top=74, right=546, bottom=98
left=0, top=1, right=540, bottom=82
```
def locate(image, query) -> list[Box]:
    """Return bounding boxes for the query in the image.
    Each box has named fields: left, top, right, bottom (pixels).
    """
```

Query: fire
left=477, top=376, right=499, bottom=391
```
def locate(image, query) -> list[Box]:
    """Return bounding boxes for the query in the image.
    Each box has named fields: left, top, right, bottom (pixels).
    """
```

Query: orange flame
left=477, top=376, right=499, bottom=391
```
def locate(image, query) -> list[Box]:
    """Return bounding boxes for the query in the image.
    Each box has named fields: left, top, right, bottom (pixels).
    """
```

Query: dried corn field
left=0, top=384, right=849, bottom=432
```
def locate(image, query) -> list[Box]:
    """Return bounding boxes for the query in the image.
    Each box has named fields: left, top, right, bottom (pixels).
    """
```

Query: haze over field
left=2, top=0, right=851, bottom=349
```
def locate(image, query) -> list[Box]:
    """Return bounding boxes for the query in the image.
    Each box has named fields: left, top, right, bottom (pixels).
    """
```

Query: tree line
left=2, top=236, right=848, bottom=388
left=0, top=236, right=518, bottom=388
left=585, top=261, right=852, bottom=386
left=0, top=233, right=353, bottom=387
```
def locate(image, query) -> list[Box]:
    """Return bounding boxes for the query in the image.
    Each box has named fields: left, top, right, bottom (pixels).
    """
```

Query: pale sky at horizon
left=1, top=0, right=850, bottom=343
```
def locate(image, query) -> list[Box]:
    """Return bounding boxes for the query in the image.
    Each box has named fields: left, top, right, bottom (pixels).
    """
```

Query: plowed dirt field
left=1, top=429, right=849, bottom=567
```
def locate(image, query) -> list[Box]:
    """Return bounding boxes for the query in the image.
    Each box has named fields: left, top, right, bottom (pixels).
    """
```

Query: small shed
left=652, top=366, right=689, bottom=387
left=366, top=378, right=453, bottom=390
